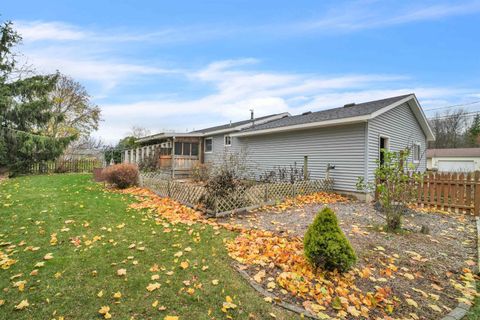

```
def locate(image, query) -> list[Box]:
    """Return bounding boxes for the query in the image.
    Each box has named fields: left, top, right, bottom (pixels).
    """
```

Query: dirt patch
left=219, top=200, right=478, bottom=319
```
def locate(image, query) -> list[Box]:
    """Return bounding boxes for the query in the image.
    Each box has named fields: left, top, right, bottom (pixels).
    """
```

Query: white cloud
left=295, top=1, right=480, bottom=33
left=26, top=51, right=179, bottom=91
left=94, top=59, right=474, bottom=143
left=15, top=21, right=87, bottom=41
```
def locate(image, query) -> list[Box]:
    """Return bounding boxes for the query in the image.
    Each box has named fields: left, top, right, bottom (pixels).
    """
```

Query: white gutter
left=231, top=115, right=370, bottom=137
left=137, top=132, right=203, bottom=143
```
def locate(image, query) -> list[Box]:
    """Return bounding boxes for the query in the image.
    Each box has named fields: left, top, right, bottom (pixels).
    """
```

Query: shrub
left=304, top=207, right=356, bottom=272
left=102, top=163, right=139, bottom=189
left=191, top=163, right=210, bottom=182
left=356, top=148, right=423, bottom=231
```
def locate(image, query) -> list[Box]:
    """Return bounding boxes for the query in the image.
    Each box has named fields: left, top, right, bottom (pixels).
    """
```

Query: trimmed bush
left=304, top=207, right=356, bottom=272
left=102, top=163, right=139, bottom=189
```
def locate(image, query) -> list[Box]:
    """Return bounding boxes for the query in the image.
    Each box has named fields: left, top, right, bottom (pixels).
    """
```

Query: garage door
left=438, top=160, right=475, bottom=172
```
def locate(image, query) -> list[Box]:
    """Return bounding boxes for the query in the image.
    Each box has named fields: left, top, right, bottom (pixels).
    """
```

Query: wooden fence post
left=474, top=171, right=480, bottom=216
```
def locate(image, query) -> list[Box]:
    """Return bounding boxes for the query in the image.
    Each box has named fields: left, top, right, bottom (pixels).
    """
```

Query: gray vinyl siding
left=204, top=124, right=366, bottom=192
left=367, top=102, right=427, bottom=182
left=203, top=134, right=243, bottom=165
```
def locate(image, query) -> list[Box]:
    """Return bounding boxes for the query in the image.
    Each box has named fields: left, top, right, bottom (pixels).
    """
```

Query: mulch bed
left=219, top=200, right=479, bottom=319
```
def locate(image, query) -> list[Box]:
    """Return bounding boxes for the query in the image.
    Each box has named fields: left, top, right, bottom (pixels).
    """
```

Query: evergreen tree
left=0, top=21, right=75, bottom=175
left=467, top=114, right=480, bottom=147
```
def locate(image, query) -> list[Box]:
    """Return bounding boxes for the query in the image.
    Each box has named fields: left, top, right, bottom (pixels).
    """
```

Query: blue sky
left=3, top=0, right=480, bottom=143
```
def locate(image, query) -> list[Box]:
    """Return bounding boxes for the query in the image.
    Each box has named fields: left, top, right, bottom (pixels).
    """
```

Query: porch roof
left=136, top=132, right=203, bottom=143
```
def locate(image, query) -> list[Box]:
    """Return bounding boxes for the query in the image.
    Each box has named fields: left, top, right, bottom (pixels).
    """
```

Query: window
left=174, top=142, right=182, bottom=156
left=191, top=143, right=199, bottom=156
left=205, top=138, right=213, bottom=153
left=379, top=136, right=389, bottom=166
left=413, top=143, right=421, bottom=163
left=183, top=143, right=191, bottom=156
left=224, top=135, right=232, bottom=146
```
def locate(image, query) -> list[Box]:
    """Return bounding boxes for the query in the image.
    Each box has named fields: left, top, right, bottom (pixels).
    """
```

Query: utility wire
left=428, top=111, right=480, bottom=120
left=424, top=100, right=480, bottom=112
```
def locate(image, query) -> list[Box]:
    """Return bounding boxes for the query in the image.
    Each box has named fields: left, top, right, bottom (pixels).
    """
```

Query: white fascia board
left=137, top=132, right=202, bottom=143
left=231, top=115, right=369, bottom=137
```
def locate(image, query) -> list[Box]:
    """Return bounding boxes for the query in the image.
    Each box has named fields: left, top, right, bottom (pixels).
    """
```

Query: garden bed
left=220, top=200, right=479, bottom=319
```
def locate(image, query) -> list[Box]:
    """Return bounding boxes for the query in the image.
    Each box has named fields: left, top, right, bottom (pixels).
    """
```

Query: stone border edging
left=232, top=263, right=320, bottom=319
left=441, top=217, right=480, bottom=320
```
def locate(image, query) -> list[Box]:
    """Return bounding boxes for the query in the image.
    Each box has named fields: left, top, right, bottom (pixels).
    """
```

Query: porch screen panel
left=183, top=143, right=191, bottom=156
left=174, top=142, right=182, bottom=155
left=191, top=143, right=199, bottom=156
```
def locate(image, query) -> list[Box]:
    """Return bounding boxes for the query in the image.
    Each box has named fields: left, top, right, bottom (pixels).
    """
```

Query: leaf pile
left=257, top=192, right=349, bottom=213
left=226, top=229, right=394, bottom=318
left=120, top=187, right=204, bottom=224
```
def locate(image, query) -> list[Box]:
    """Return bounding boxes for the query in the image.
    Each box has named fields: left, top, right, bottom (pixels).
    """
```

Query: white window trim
left=378, top=135, right=390, bottom=160
left=204, top=137, right=213, bottom=153
left=413, top=142, right=421, bottom=163
left=224, top=135, right=232, bottom=147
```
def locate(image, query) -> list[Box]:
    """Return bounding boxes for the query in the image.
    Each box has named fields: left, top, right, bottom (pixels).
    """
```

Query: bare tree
left=128, top=126, right=151, bottom=138
left=46, top=74, right=101, bottom=138
left=61, top=135, right=105, bottom=161
left=429, top=109, right=469, bottom=148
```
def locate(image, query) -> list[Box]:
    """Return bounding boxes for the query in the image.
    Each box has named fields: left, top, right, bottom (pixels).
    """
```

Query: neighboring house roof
left=427, top=148, right=480, bottom=158
left=232, top=94, right=435, bottom=141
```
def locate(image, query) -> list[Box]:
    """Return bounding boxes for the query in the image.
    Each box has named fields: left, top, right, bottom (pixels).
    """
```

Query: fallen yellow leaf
left=14, top=299, right=29, bottom=310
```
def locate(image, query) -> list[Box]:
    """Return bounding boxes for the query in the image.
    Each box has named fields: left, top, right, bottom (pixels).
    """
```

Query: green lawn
left=0, top=174, right=298, bottom=320
left=466, top=283, right=480, bottom=319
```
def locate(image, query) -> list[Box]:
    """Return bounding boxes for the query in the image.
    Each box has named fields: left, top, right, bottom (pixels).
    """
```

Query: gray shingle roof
left=239, top=94, right=413, bottom=133
left=427, top=148, right=480, bottom=158
left=191, top=113, right=284, bottom=133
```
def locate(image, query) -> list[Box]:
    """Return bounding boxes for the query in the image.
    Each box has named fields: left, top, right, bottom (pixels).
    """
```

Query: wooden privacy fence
left=376, top=171, right=480, bottom=215
left=140, top=172, right=334, bottom=215
left=30, top=159, right=102, bottom=174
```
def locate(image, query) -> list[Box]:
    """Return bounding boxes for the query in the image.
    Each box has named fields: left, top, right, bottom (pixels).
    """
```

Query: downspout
left=172, top=137, right=176, bottom=179
left=364, top=121, right=370, bottom=200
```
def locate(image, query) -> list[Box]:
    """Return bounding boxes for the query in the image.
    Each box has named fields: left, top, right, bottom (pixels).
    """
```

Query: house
left=124, top=93, right=435, bottom=198
left=427, top=148, right=480, bottom=172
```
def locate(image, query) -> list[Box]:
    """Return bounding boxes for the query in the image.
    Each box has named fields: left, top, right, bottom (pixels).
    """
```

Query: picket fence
left=376, top=171, right=480, bottom=215
left=140, top=172, right=334, bottom=215
left=30, top=159, right=101, bottom=174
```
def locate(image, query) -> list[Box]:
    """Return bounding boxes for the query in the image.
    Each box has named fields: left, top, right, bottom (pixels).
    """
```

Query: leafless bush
left=259, top=163, right=309, bottom=183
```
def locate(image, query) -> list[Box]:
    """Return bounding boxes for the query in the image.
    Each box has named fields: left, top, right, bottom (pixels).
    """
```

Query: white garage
left=437, top=160, right=475, bottom=172
left=427, top=148, right=480, bottom=172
